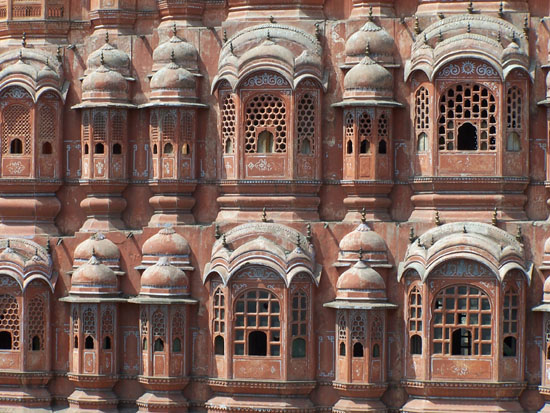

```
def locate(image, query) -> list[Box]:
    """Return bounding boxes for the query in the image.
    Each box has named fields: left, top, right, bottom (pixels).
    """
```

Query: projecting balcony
left=0, top=0, right=66, bottom=20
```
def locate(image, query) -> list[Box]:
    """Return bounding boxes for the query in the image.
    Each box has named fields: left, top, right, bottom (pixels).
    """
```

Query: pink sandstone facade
left=0, top=0, right=549, bottom=412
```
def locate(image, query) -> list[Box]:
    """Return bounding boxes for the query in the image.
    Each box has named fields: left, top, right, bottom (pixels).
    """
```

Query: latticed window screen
left=351, top=312, right=366, bottom=343
left=82, top=112, right=90, bottom=142
left=92, top=111, right=107, bottom=141
left=234, top=290, right=280, bottom=356
left=506, top=86, right=522, bottom=151
left=161, top=112, right=176, bottom=143
left=102, top=307, right=114, bottom=336
left=3, top=104, right=31, bottom=155
left=297, top=93, right=316, bottom=154
left=222, top=95, right=236, bottom=154
left=27, top=295, right=45, bottom=351
left=345, top=111, right=354, bottom=154
left=111, top=111, right=124, bottom=141
left=83, top=307, right=96, bottom=338
left=358, top=111, right=372, bottom=154
left=172, top=311, right=184, bottom=340
left=438, top=84, right=497, bottom=151
left=213, top=287, right=225, bottom=335
left=503, top=287, right=519, bottom=356
left=140, top=309, right=148, bottom=350
left=0, top=295, right=19, bottom=350
left=290, top=290, right=307, bottom=358
left=244, top=94, right=287, bottom=153
left=409, top=286, right=422, bottom=333
left=338, top=313, right=347, bottom=356
left=152, top=310, right=166, bottom=339
left=150, top=112, right=159, bottom=142
left=38, top=105, right=55, bottom=143
left=433, top=285, right=492, bottom=356
left=72, top=307, right=79, bottom=333
left=415, top=87, right=430, bottom=152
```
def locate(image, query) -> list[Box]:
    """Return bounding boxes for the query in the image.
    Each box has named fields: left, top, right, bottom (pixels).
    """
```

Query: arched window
left=503, top=287, right=519, bottom=357
left=214, top=335, right=224, bottom=355
left=408, top=285, right=423, bottom=354
left=234, top=290, right=280, bottom=356
left=82, top=307, right=96, bottom=351
left=154, top=338, right=164, bottom=352
left=358, top=112, right=372, bottom=154
left=244, top=94, right=287, bottom=153
left=433, top=285, right=491, bottom=356
left=438, top=83, right=497, bottom=151
left=345, top=112, right=354, bottom=155
left=297, top=93, right=316, bottom=155
left=84, top=144, right=89, bottom=155
left=378, top=139, right=387, bottom=154
left=140, top=309, right=148, bottom=351
left=353, top=342, right=364, bottom=357
left=164, top=142, right=173, bottom=154
left=415, top=86, right=430, bottom=142
left=112, top=143, right=122, bottom=155
left=338, top=313, right=347, bottom=357
left=10, top=138, right=22, bottom=154
left=181, top=143, right=190, bottom=155
left=0, top=295, right=19, bottom=350
left=417, top=132, right=428, bottom=152
left=506, top=86, right=522, bottom=152
left=290, top=290, right=307, bottom=358
left=85, top=335, right=94, bottom=349
left=339, top=341, right=346, bottom=356
left=222, top=95, right=236, bottom=154
left=172, top=337, right=182, bottom=353
left=42, top=141, right=53, bottom=155
left=152, top=310, right=166, bottom=353
left=377, top=114, right=388, bottom=155
left=351, top=313, right=366, bottom=358
left=0, top=332, right=12, bottom=350
left=257, top=130, right=273, bottom=153
left=94, top=143, right=104, bottom=154
left=103, top=336, right=111, bottom=350
left=3, top=104, right=30, bottom=156
left=213, top=287, right=225, bottom=355
left=27, top=295, right=45, bottom=351
left=410, top=334, right=422, bottom=355
left=372, top=343, right=380, bottom=358
left=507, top=132, right=521, bottom=152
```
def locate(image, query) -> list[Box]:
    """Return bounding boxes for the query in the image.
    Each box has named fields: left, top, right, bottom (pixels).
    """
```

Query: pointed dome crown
left=71, top=255, right=118, bottom=294
left=336, top=258, right=386, bottom=300
left=87, top=34, right=130, bottom=76
left=338, top=220, right=389, bottom=266
left=74, top=233, right=120, bottom=268
left=345, top=21, right=395, bottom=64
left=152, top=28, right=198, bottom=72
left=140, top=256, right=189, bottom=296
left=344, top=53, right=393, bottom=99
left=238, top=38, right=295, bottom=70
left=150, top=57, right=196, bottom=91
left=82, top=64, right=127, bottom=94
left=141, top=226, right=191, bottom=268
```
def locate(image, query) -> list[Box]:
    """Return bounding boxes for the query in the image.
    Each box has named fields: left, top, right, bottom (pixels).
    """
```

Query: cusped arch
left=397, top=222, right=531, bottom=285
left=203, top=222, right=321, bottom=287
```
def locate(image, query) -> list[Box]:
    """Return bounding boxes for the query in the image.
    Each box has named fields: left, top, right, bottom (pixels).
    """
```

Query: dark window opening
left=507, top=132, right=521, bottom=152
left=164, top=142, right=173, bottom=154
left=214, top=335, right=224, bottom=355
left=547, top=345, right=550, bottom=360
left=0, top=331, right=12, bottom=350
left=410, top=334, right=422, bottom=355
left=154, top=338, right=164, bottom=352
left=224, top=138, right=233, bottom=154
left=153, top=144, right=158, bottom=155
left=346, top=140, right=353, bottom=154
left=417, top=133, right=428, bottom=152
left=248, top=331, right=267, bottom=356
left=103, top=336, right=111, bottom=350
left=10, top=138, right=22, bottom=154
left=142, top=338, right=147, bottom=351
left=172, top=337, right=182, bottom=353
left=42, top=142, right=52, bottom=155
left=84, top=144, right=89, bottom=155
left=353, top=342, right=364, bottom=357
left=94, top=143, right=104, bottom=154
left=339, top=342, right=346, bottom=356
left=372, top=343, right=380, bottom=358
left=74, top=335, right=78, bottom=349
left=85, top=335, right=94, bottom=349
left=378, top=140, right=387, bottom=154
left=360, top=139, right=370, bottom=154
left=292, top=338, right=306, bottom=358
left=457, top=122, right=477, bottom=151
left=503, top=336, right=517, bottom=357
left=182, top=143, right=190, bottom=155
left=257, top=130, right=273, bottom=153
left=300, top=138, right=311, bottom=154
left=451, top=328, right=471, bottom=355
left=32, top=335, right=40, bottom=351
left=112, top=143, right=122, bottom=155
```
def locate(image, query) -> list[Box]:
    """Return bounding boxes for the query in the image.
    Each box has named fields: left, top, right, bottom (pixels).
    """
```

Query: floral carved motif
left=439, top=61, right=498, bottom=78
left=242, top=73, right=289, bottom=88
left=431, top=260, right=491, bottom=277
left=247, top=158, right=272, bottom=171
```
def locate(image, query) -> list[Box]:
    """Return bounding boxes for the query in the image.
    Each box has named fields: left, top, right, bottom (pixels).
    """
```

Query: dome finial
left=361, top=207, right=367, bottom=224
left=172, top=22, right=177, bottom=37
left=368, top=5, right=373, bottom=22
left=267, top=30, right=271, bottom=41
left=170, top=49, right=176, bottom=64
left=467, top=0, right=474, bottom=14
left=100, top=50, right=105, bottom=66
left=365, top=40, right=370, bottom=57
left=358, top=248, right=364, bottom=261
left=498, top=1, right=504, bottom=18
left=105, top=31, right=109, bottom=44
left=21, top=32, right=26, bottom=48
left=492, top=207, right=498, bottom=226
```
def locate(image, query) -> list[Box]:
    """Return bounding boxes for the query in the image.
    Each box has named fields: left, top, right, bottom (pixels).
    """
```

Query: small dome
left=2, top=58, right=38, bottom=80
left=74, top=233, right=120, bottom=265
left=87, top=42, right=130, bottom=74
left=0, top=245, right=24, bottom=267
left=339, top=222, right=387, bottom=253
left=71, top=255, right=118, bottom=293
left=37, top=62, right=60, bottom=82
left=82, top=65, right=127, bottom=93
left=140, top=256, right=189, bottom=296
left=152, top=35, right=198, bottom=72
left=344, top=55, right=393, bottom=93
left=150, top=61, right=195, bottom=90
left=142, top=226, right=190, bottom=257
left=336, top=259, right=386, bottom=300
left=239, top=39, right=295, bottom=70
left=345, top=21, right=395, bottom=59
left=295, top=50, right=321, bottom=69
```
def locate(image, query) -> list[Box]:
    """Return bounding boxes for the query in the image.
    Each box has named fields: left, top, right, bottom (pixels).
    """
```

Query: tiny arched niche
left=410, top=334, right=422, bottom=355
left=142, top=337, right=147, bottom=351
left=153, top=144, right=158, bottom=155
left=173, top=337, right=182, bottom=353
left=507, top=132, right=521, bottom=152
left=215, top=335, right=224, bottom=355
left=300, top=138, right=311, bottom=155
left=42, top=142, right=53, bottom=155
left=353, top=342, right=364, bottom=357
left=417, top=133, right=428, bottom=152
left=154, top=338, right=164, bottom=352
left=547, top=345, right=550, bottom=360
left=32, top=336, right=40, bottom=351
left=248, top=331, right=267, bottom=356
left=292, top=338, right=306, bottom=358
left=457, top=122, right=477, bottom=151
left=257, top=130, right=273, bottom=154
left=181, top=143, right=190, bottom=155
left=112, top=143, right=122, bottom=155
left=84, top=144, right=89, bottom=155
left=0, top=331, right=12, bottom=350
left=224, top=138, right=233, bottom=154
left=360, top=139, right=370, bottom=154
left=94, top=143, right=104, bottom=154
left=503, top=336, right=516, bottom=357
left=74, top=336, right=78, bottom=349
left=372, top=343, right=380, bottom=358
left=339, top=342, right=346, bottom=356
left=164, top=142, right=173, bottom=154
left=346, top=140, right=353, bottom=154
left=10, top=139, right=22, bottom=154
left=378, top=140, right=387, bottom=154
left=103, top=336, right=111, bottom=350
left=451, top=328, right=472, bottom=355
left=85, top=335, right=94, bottom=349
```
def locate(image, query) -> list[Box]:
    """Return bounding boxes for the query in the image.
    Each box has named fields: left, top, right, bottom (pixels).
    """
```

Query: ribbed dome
left=150, top=61, right=195, bottom=90
left=71, top=255, right=118, bottom=293
left=344, top=55, right=393, bottom=92
left=340, top=222, right=387, bottom=253
left=74, top=233, right=120, bottom=264
left=87, top=42, right=130, bottom=74
left=140, top=256, right=189, bottom=296
left=336, top=259, right=386, bottom=300
left=345, top=21, right=395, bottom=58
left=239, top=39, right=295, bottom=69
left=502, top=41, right=524, bottom=62
left=82, top=65, right=127, bottom=93
left=152, top=35, right=198, bottom=72
left=37, top=63, right=60, bottom=82
left=142, top=227, right=190, bottom=257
